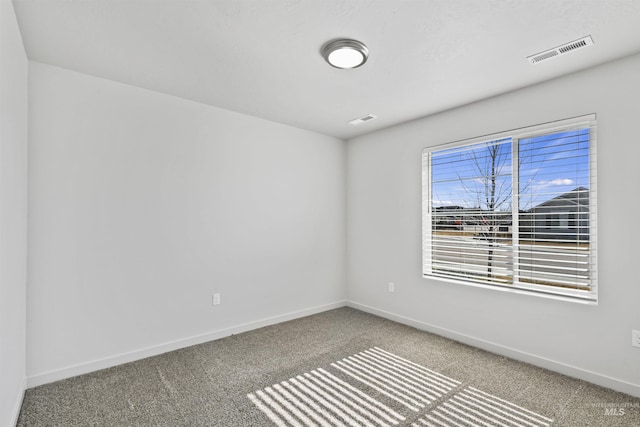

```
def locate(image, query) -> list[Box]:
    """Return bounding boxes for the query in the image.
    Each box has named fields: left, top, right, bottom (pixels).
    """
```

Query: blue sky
left=430, top=128, right=590, bottom=211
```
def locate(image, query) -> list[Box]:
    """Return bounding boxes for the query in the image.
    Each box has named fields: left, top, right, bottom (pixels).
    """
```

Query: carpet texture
left=17, top=307, right=640, bottom=426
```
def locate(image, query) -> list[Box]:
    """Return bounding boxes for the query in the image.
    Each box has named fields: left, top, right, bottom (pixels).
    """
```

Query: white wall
left=347, top=53, right=640, bottom=397
left=27, top=62, right=346, bottom=385
left=0, top=0, right=28, bottom=425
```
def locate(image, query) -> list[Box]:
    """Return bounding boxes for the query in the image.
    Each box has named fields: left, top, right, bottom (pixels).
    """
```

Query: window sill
left=423, top=274, right=598, bottom=305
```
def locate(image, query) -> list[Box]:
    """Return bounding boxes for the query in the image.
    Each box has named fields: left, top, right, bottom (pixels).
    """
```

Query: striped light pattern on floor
left=331, top=347, right=461, bottom=412
left=413, top=386, right=554, bottom=427
left=248, top=367, right=406, bottom=427
left=248, top=348, right=553, bottom=427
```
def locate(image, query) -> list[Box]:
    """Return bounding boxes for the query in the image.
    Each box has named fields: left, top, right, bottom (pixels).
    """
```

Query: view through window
left=423, top=115, right=597, bottom=302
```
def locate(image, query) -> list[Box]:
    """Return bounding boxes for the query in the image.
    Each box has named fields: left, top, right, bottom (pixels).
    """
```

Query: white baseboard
left=27, top=300, right=347, bottom=388
left=347, top=300, right=640, bottom=398
left=10, top=377, right=26, bottom=427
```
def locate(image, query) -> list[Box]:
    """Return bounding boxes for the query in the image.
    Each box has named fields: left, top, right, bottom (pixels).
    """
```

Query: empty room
left=2, top=0, right=640, bottom=425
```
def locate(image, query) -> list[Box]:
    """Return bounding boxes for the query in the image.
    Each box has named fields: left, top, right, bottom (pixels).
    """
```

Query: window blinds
left=423, top=115, right=597, bottom=301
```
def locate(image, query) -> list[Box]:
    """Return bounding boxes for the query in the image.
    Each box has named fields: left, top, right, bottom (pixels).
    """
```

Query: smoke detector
left=527, top=36, right=594, bottom=64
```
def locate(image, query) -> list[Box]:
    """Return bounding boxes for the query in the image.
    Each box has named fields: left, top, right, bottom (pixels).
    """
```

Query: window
left=546, top=212, right=569, bottom=228
left=422, top=115, right=597, bottom=302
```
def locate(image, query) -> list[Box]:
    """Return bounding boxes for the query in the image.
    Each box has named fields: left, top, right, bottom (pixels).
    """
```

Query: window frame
left=422, top=114, right=597, bottom=303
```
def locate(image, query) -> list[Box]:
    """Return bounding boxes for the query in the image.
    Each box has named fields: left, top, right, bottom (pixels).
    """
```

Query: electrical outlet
left=632, top=330, right=640, bottom=348
left=388, top=282, right=395, bottom=293
left=212, top=293, right=221, bottom=306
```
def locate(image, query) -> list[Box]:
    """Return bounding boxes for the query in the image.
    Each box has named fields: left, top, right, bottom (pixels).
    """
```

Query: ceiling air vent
left=348, top=114, right=378, bottom=126
left=527, top=36, right=594, bottom=64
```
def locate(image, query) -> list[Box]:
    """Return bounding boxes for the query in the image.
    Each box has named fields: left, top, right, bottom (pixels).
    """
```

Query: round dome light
left=322, top=39, right=369, bottom=69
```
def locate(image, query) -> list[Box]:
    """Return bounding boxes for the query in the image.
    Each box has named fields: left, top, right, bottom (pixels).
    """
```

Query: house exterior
left=519, top=187, right=590, bottom=241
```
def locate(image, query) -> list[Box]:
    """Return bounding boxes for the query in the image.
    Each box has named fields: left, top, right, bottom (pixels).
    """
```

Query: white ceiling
left=13, top=0, right=640, bottom=139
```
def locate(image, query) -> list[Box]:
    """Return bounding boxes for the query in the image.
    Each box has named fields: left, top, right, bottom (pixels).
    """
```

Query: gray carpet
left=17, top=307, right=640, bottom=426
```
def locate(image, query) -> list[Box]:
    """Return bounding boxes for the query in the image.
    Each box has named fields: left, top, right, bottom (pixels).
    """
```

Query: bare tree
left=458, top=140, right=512, bottom=278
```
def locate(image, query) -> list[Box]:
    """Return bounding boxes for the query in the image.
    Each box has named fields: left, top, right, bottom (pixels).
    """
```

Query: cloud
left=533, top=178, right=574, bottom=188
left=548, top=178, right=574, bottom=186
left=525, top=178, right=575, bottom=196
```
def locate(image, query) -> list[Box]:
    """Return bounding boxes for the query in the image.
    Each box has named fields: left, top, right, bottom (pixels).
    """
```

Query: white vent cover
left=527, top=36, right=594, bottom=64
left=348, top=114, right=377, bottom=125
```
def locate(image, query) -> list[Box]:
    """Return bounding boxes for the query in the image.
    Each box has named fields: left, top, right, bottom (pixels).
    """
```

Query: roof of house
left=528, top=187, right=589, bottom=211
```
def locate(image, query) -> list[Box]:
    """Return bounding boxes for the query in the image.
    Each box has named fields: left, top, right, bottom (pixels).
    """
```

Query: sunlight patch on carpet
left=414, top=386, right=554, bottom=427
left=248, top=367, right=405, bottom=426
left=248, top=347, right=554, bottom=426
left=331, top=347, right=460, bottom=412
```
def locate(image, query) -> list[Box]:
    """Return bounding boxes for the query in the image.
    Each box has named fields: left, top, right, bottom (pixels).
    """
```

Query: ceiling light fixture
left=322, top=39, right=369, bottom=69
